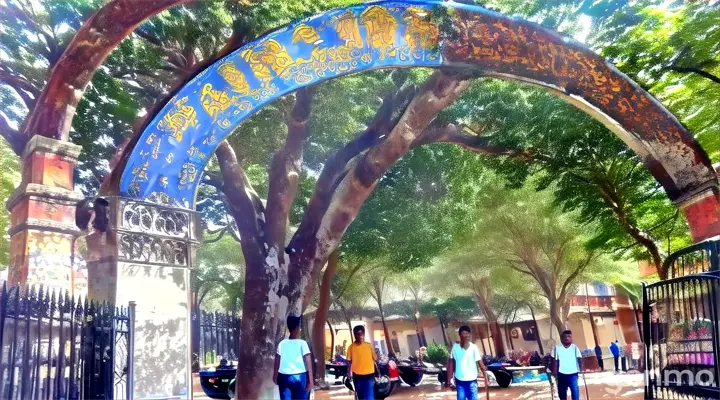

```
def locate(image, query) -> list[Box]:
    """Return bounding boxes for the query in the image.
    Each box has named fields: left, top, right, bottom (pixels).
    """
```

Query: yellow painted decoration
left=218, top=62, right=251, bottom=95
left=200, top=83, right=237, bottom=122
left=241, top=39, right=294, bottom=89
left=360, top=6, right=397, bottom=60
left=157, top=96, right=197, bottom=143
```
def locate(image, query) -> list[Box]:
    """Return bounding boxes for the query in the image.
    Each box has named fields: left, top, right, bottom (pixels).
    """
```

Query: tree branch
left=216, top=139, right=265, bottom=259
left=265, top=87, right=314, bottom=251
left=284, top=70, right=472, bottom=315
left=414, top=124, right=534, bottom=161
left=285, top=87, right=411, bottom=255
left=0, top=113, right=26, bottom=155
left=0, top=69, right=41, bottom=109
left=665, top=65, right=720, bottom=85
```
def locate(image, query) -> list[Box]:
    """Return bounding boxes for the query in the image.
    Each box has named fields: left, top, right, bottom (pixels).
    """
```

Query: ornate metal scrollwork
left=120, top=200, right=191, bottom=239
left=116, top=199, right=197, bottom=267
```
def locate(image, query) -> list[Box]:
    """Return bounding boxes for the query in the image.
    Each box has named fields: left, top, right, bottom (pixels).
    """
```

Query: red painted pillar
left=5, top=136, right=83, bottom=291
left=678, top=188, right=720, bottom=243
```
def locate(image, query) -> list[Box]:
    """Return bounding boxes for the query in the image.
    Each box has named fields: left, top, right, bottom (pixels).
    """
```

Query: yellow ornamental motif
left=165, top=152, right=174, bottom=164
left=335, top=10, right=364, bottom=50
left=403, top=8, right=439, bottom=52
left=159, top=176, right=168, bottom=188
left=241, top=39, right=294, bottom=88
left=157, top=96, right=197, bottom=143
left=179, top=162, right=198, bottom=186
left=200, top=83, right=237, bottom=122
left=360, top=6, right=397, bottom=60
left=218, top=62, right=251, bottom=96
left=292, top=24, right=321, bottom=44
left=132, top=161, right=149, bottom=182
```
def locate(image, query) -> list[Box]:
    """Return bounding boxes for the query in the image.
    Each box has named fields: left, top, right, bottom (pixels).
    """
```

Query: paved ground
left=194, top=371, right=644, bottom=399
left=314, top=371, right=644, bottom=399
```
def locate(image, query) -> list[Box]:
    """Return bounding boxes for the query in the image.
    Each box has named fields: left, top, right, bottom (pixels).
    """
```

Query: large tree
left=461, top=181, right=610, bottom=336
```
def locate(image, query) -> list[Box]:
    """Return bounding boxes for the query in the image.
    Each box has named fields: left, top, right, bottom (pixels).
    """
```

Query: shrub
left=425, top=343, right=450, bottom=364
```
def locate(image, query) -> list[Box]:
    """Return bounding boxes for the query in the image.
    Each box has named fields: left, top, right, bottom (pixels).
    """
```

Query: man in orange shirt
left=347, top=325, right=377, bottom=400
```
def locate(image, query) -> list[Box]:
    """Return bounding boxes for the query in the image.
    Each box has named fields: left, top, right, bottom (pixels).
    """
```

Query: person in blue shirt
left=609, top=341, right=621, bottom=373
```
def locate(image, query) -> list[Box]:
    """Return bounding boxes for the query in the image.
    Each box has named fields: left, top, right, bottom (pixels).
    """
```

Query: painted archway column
left=5, top=136, right=83, bottom=292
left=85, top=196, right=200, bottom=399
left=676, top=187, right=720, bottom=243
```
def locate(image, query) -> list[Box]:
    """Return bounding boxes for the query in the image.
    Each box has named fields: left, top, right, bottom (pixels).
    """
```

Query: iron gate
left=644, top=240, right=720, bottom=399
left=0, top=283, right=135, bottom=400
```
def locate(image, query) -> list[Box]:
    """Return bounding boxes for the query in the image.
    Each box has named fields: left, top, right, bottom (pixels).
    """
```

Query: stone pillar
left=678, top=188, right=720, bottom=243
left=5, top=136, right=83, bottom=291
left=87, top=196, right=199, bottom=399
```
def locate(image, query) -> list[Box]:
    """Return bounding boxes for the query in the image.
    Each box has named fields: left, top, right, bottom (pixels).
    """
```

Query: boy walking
left=444, top=326, right=490, bottom=400
left=347, top=325, right=378, bottom=400
left=551, top=330, right=583, bottom=400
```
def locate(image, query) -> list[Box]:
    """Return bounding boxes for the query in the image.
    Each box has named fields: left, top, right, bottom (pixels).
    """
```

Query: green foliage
left=420, top=296, right=477, bottom=326
left=195, top=234, right=245, bottom=311
left=0, top=139, right=20, bottom=268
left=424, top=343, right=450, bottom=364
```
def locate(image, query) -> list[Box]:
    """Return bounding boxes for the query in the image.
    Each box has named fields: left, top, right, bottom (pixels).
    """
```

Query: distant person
left=444, top=325, right=489, bottom=400
left=551, top=330, right=583, bottom=400
left=610, top=341, right=621, bottom=373
left=273, top=315, right=313, bottom=400
left=595, top=344, right=604, bottom=371
left=347, top=325, right=378, bottom=400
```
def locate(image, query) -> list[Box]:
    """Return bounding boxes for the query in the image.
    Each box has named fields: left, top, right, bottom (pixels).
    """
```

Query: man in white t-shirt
left=444, top=325, right=489, bottom=400
left=273, top=315, right=314, bottom=400
left=551, top=330, right=583, bottom=400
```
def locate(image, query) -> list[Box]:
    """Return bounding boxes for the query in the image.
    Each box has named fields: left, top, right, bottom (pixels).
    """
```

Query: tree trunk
left=439, top=319, right=450, bottom=347
left=312, top=250, right=338, bottom=377
left=21, top=0, right=200, bottom=142
left=529, top=305, right=545, bottom=355
left=380, top=310, right=394, bottom=354
left=327, top=320, right=335, bottom=361
left=413, top=315, right=425, bottom=348
left=478, top=300, right=506, bottom=357
left=549, top=303, right=566, bottom=338
left=585, top=284, right=600, bottom=348
left=505, top=323, right=514, bottom=351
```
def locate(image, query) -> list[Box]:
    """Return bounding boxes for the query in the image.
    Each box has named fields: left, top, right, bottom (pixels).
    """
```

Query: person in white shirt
left=551, top=330, right=583, bottom=400
left=273, top=315, right=314, bottom=400
left=444, top=325, right=489, bottom=400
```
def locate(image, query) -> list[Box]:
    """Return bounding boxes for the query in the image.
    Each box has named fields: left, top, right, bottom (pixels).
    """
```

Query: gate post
left=86, top=197, right=198, bottom=399
left=5, top=136, right=84, bottom=291
left=677, top=188, right=720, bottom=243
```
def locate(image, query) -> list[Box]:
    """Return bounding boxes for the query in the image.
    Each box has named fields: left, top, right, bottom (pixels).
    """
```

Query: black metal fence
left=664, top=240, right=720, bottom=280
left=0, top=282, right=134, bottom=400
left=192, top=310, right=240, bottom=370
left=644, top=240, right=720, bottom=400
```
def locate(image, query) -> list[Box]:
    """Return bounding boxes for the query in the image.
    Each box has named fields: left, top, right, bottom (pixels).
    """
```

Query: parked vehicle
left=436, top=361, right=511, bottom=388
left=326, top=355, right=400, bottom=399
left=199, top=360, right=236, bottom=399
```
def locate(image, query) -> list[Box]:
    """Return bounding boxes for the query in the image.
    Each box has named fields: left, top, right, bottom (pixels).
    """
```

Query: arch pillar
left=5, top=135, right=83, bottom=292
left=86, top=196, right=199, bottom=399
left=677, top=187, right=720, bottom=243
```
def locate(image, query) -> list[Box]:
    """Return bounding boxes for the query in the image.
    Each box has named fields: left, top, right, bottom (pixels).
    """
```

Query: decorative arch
left=119, top=0, right=717, bottom=209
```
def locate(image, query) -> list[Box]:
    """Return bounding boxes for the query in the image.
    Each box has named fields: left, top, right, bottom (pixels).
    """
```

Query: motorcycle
left=327, top=355, right=400, bottom=399
left=436, top=361, right=513, bottom=389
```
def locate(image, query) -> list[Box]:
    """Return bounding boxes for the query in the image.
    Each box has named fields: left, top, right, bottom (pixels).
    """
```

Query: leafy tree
left=460, top=181, right=612, bottom=336
left=0, top=139, right=20, bottom=268
left=420, top=296, right=477, bottom=347
left=444, top=78, right=690, bottom=279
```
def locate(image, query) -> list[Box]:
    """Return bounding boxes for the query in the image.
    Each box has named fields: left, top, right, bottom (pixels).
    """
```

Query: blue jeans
left=455, top=379, right=478, bottom=400
left=352, top=374, right=375, bottom=400
left=278, top=372, right=309, bottom=400
left=557, top=373, right=579, bottom=400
